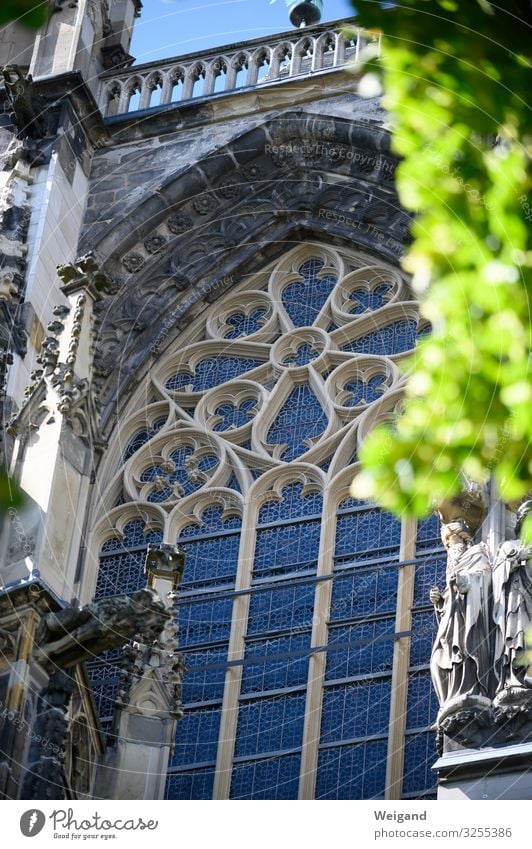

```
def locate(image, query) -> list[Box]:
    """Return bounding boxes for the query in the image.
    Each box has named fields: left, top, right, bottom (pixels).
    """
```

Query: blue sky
left=131, top=0, right=356, bottom=63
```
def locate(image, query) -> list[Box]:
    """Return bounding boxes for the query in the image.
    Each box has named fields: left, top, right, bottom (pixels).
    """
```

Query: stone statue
left=430, top=519, right=494, bottom=718
left=492, top=501, right=532, bottom=732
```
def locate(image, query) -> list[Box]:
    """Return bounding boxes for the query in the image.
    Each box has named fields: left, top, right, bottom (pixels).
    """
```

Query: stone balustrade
left=98, top=21, right=379, bottom=117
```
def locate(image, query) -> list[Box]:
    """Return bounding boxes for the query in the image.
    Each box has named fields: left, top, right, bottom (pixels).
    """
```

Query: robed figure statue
left=430, top=519, right=493, bottom=713
left=492, top=501, right=532, bottom=696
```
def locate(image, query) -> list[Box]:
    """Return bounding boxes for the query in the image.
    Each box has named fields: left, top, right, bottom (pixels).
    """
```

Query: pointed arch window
left=88, top=243, right=441, bottom=800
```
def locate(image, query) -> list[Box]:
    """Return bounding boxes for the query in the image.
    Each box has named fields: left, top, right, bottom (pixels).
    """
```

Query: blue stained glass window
left=213, top=399, right=256, bottom=431
left=230, top=754, right=301, bottom=800
left=341, top=319, right=418, bottom=356
left=316, top=740, right=387, bottom=799
left=225, top=474, right=241, bottom=493
left=409, top=611, right=437, bottom=667
left=348, top=284, right=391, bottom=315
left=179, top=535, right=240, bottom=589
left=100, top=519, right=163, bottom=552
left=170, top=707, right=221, bottom=766
left=320, top=679, right=391, bottom=743
left=241, top=632, right=311, bottom=693
left=182, top=648, right=227, bottom=704
left=165, top=356, right=263, bottom=392
left=335, top=509, right=401, bottom=561
left=258, top=482, right=322, bottom=522
left=412, top=559, right=446, bottom=609
left=123, top=417, right=167, bottom=461
left=342, top=374, right=387, bottom=407
left=247, top=584, right=315, bottom=634
left=178, top=596, right=233, bottom=646
left=330, top=569, right=398, bottom=620
left=224, top=307, right=268, bottom=339
left=325, top=619, right=395, bottom=680
left=402, top=732, right=437, bottom=796
left=266, top=385, right=328, bottom=461
left=86, top=649, right=122, bottom=721
left=253, top=519, right=321, bottom=578
left=165, top=768, right=215, bottom=800
left=406, top=672, right=439, bottom=731
left=281, top=258, right=337, bottom=327
left=95, top=550, right=146, bottom=599
left=234, top=694, right=306, bottom=757
left=282, top=342, right=321, bottom=366
left=141, top=446, right=218, bottom=503
left=181, top=505, right=241, bottom=536
left=416, top=514, right=442, bottom=550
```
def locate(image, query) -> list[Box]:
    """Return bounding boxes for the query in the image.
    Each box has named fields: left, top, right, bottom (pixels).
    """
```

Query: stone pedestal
left=435, top=740, right=532, bottom=799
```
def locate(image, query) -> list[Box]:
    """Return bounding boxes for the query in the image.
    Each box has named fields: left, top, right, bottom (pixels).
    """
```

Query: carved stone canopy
left=144, top=543, right=185, bottom=592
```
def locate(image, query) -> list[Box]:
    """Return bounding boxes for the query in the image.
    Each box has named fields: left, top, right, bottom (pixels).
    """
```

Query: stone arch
left=82, top=113, right=407, bottom=440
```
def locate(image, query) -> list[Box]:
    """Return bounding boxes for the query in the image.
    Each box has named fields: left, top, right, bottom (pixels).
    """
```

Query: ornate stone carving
left=2, top=66, right=50, bottom=140
left=21, top=670, right=76, bottom=800
left=122, top=252, right=145, bottom=273
left=35, top=589, right=170, bottom=670
left=167, top=214, right=192, bottom=234
left=144, top=234, right=166, bottom=254
left=57, top=253, right=119, bottom=299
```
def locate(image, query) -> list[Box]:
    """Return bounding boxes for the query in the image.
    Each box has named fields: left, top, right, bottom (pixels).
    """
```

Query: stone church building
left=0, top=0, right=531, bottom=801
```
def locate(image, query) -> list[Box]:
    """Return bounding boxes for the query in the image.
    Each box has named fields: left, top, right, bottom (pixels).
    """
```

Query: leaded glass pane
left=165, top=768, right=215, bottom=800
left=266, top=385, right=328, bottom=461
left=181, top=648, right=227, bottom=704
left=330, top=570, right=398, bottom=620
left=340, top=319, right=418, bottom=355
left=406, top=672, right=439, bottom=731
left=402, top=732, right=437, bottom=796
left=247, top=584, right=315, bottom=634
left=166, top=356, right=263, bottom=392
left=234, top=693, right=306, bottom=757
left=316, top=740, right=387, bottom=799
left=320, top=679, right=391, bottom=743
left=253, top=519, right=321, bottom=579
left=230, top=754, right=301, bottom=800
left=170, top=707, right=221, bottom=766
left=178, top=597, right=233, bottom=646
left=325, top=619, right=395, bottom=680
left=241, top=632, right=311, bottom=693
left=281, top=258, right=337, bottom=327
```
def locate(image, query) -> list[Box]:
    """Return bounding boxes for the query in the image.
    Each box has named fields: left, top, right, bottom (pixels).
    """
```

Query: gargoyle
left=35, top=589, right=170, bottom=670
left=2, top=65, right=49, bottom=140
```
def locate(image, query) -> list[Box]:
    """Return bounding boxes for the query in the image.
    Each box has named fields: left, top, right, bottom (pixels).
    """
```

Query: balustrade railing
left=99, top=21, right=379, bottom=117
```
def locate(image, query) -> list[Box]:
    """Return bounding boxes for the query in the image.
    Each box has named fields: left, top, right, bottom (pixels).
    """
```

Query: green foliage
left=0, top=1, right=48, bottom=29
left=0, top=467, right=23, bottom=515
left=350, top=1, right=532, bottom=516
